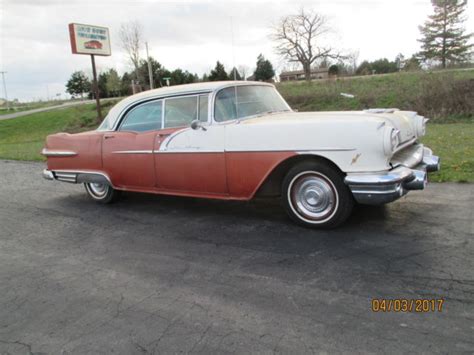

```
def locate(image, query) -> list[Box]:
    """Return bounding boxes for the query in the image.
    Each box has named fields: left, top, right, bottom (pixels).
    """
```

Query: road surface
left=0, top=160, right=473, bottom=354
left=0, top=98, right=118, bottom=121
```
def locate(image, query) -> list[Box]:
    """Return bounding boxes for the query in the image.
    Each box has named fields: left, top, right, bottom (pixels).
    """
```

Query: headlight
left=415, top=115, right=428, bottom=137
left=383, top=127, right=399, bottom=155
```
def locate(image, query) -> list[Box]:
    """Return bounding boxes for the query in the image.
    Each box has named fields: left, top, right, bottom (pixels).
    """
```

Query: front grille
left=390, top=144, right=424, bottom=168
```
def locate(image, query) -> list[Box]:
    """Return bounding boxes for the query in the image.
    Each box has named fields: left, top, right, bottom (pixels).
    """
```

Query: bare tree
left=272, top=8, right=344, bottom=81
left=237, top=65, right=250, bottom=80
left=119, top=21, right=143, bottom=79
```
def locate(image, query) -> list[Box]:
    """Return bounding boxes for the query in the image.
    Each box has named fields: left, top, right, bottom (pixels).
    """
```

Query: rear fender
left=43, top=131, right=103, bottom=171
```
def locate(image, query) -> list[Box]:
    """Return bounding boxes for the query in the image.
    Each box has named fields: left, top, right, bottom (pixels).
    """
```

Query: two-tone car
left=42, top=81, right=440, bottom=228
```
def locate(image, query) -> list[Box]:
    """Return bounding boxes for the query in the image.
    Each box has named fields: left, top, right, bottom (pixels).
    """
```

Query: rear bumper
left=344, top=146, right=440, bottom=205
left=42, top=169, right=113, bottom=186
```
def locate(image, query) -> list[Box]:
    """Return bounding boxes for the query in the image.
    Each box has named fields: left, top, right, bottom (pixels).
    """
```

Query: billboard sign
left=68, top=23, right=111, bottom=56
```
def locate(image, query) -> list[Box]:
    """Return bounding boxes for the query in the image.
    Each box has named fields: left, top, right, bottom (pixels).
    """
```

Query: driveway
left=0, top=160, right=473, bottom=354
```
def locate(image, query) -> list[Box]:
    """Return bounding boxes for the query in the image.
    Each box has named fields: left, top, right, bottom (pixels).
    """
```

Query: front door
left=102, top=100, right=162, bottom=189
left=154, top=94, right=228, bottom=195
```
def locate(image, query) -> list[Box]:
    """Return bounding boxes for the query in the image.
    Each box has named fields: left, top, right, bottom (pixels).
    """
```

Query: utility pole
left=145, top=42, right=154, bottom=89
left=0, top=71, right=9, bottom=110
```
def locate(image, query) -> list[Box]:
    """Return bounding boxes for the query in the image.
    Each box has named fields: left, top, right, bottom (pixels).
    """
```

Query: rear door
left=102, top=100, right=162, bottom=189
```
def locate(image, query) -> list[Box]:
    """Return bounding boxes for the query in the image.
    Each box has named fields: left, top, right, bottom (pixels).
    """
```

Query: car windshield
left=214, top=85, right=290, bottom=122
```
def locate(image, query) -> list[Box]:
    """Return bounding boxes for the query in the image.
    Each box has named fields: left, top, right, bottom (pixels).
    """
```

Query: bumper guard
left=344, top=146, right=440, bottom=205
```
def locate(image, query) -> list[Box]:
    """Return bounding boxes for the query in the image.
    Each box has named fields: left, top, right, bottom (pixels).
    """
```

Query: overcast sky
left=1, top=0, right=473, bottom=101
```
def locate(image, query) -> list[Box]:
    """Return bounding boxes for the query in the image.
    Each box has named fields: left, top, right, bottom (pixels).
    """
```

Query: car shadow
left=53, top=190, right=438, bottom=293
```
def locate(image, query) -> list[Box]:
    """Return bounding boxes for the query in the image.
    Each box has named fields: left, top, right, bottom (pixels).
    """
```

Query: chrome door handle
left=104, top=135, right=115, bottom=139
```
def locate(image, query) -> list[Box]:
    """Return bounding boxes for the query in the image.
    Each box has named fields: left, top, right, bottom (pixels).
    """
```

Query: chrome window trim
left=112, top=90, right=213, bottom=131
left=108, top=82, right=284, bottom=131
left=41, top=149, right=77, bottom=157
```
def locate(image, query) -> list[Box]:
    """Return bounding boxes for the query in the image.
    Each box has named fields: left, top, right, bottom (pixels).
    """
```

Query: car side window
left=120, top=100, right=162, bottom=132
left=198, top=94, right=209, bottom=123
left=164, top=96, right=198, bottom=128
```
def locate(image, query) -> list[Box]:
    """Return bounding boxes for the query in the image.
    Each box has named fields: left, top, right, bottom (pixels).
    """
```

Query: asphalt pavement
left=0, top=160, right=473, bottom=354
left=0, top=98, right=118, bottom=121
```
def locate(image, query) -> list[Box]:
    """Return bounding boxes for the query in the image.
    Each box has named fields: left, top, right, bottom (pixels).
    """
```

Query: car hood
left=242, top=110, right=418, bottom=143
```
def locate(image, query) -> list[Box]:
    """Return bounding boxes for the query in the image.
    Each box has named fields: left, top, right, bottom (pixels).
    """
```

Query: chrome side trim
left=43, top=169, right=115, bottom=188
left=154, top=149, right=222, bottom=154
left=296, top=148, right=357, bottom=152
left=152, top=148, right=356, bottom=154
left=112, top=150, right=153, bottom=154
left=41, top=148, right=77, bottom=157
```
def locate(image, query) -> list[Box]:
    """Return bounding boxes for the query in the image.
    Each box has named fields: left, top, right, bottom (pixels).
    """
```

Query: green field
left=277, top=69, right=474, bottom=123
left=0, top=102, right=116, bottom=161
left=0, top=72, right=473, bottom=183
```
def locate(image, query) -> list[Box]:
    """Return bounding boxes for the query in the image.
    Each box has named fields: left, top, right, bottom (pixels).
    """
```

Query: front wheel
left=84, top=183, right=120, bottom=204
left=282, top=161, right=354, bottom=229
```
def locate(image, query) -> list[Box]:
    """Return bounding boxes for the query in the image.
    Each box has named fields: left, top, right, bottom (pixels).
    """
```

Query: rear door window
left=119, top=100, right=163, bottom=132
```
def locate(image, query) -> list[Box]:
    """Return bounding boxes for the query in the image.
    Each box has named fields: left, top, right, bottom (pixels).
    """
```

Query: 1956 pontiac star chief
left=42, top=81, right=440, bottom=228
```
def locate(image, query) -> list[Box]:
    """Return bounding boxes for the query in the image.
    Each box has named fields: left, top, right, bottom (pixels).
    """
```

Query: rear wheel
left=84, top=183, right=120, bottom=204
left=282, top=161, right=353, bottom=229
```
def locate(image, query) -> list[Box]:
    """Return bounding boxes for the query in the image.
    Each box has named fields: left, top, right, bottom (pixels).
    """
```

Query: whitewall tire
left=282, top=161, right=354, bottom=228
left=84, top=183, right=120, bottom=204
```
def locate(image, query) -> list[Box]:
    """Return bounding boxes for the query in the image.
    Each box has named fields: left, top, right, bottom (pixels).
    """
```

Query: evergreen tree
left=418, top=0, right=473, bottom=68
left=170, top=69, right=196, bottom=85
left=65, top=71, right=91, bottom=99
left=328, top=64, right=340, bottom=76
left=253, top=54, right=275, bottom=81
left=121, top=72, right=133, bottom=95
left=208, top=61, right=229, bottom=81
left=228, top=67, right=242, bottom=80
left=98, top=72, right=108, bottom=98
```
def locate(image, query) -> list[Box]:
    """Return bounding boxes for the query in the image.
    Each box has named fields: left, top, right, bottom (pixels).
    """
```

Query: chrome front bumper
left=344, top=146, right=440, bottom=205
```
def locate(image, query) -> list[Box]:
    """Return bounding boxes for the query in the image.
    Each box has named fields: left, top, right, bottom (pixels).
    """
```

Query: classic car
left=42, top=81, right=440, bottom=228
left=84, top=40, right=103, bottom=49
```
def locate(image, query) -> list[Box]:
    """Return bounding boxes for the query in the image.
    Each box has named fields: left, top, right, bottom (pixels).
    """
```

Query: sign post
left=68, top=23, right=111, bottom=121
left=90, top=54, right=101, bottom=119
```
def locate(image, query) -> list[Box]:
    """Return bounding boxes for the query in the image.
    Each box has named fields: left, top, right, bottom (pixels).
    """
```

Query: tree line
left=66, top=54, right=275, bottom=99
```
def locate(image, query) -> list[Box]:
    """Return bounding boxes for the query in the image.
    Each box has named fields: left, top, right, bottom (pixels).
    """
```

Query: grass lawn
left=277, top=69, right=474, bottom=123
left=0, top=102, right=116, bottom=161
left=421, top=123, right=474, bottom=182
left=0, top=100, right=472, bottom=182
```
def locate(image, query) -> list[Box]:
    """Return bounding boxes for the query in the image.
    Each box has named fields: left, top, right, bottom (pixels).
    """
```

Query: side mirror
left=190, top=119, right=207, bottom=131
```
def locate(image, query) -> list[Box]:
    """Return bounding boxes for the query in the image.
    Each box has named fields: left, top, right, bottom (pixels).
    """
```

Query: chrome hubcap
left=88, top=183, right=108, bottom=198
left=290, top=173, right=337, bottom=220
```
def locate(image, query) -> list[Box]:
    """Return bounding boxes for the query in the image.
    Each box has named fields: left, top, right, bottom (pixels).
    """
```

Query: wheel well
left=254, top=154, right=344, bottom=197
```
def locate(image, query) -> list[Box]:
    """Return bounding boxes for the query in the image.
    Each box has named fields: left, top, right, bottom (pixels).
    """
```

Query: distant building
left=279, top=68, right=329, bottom=82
